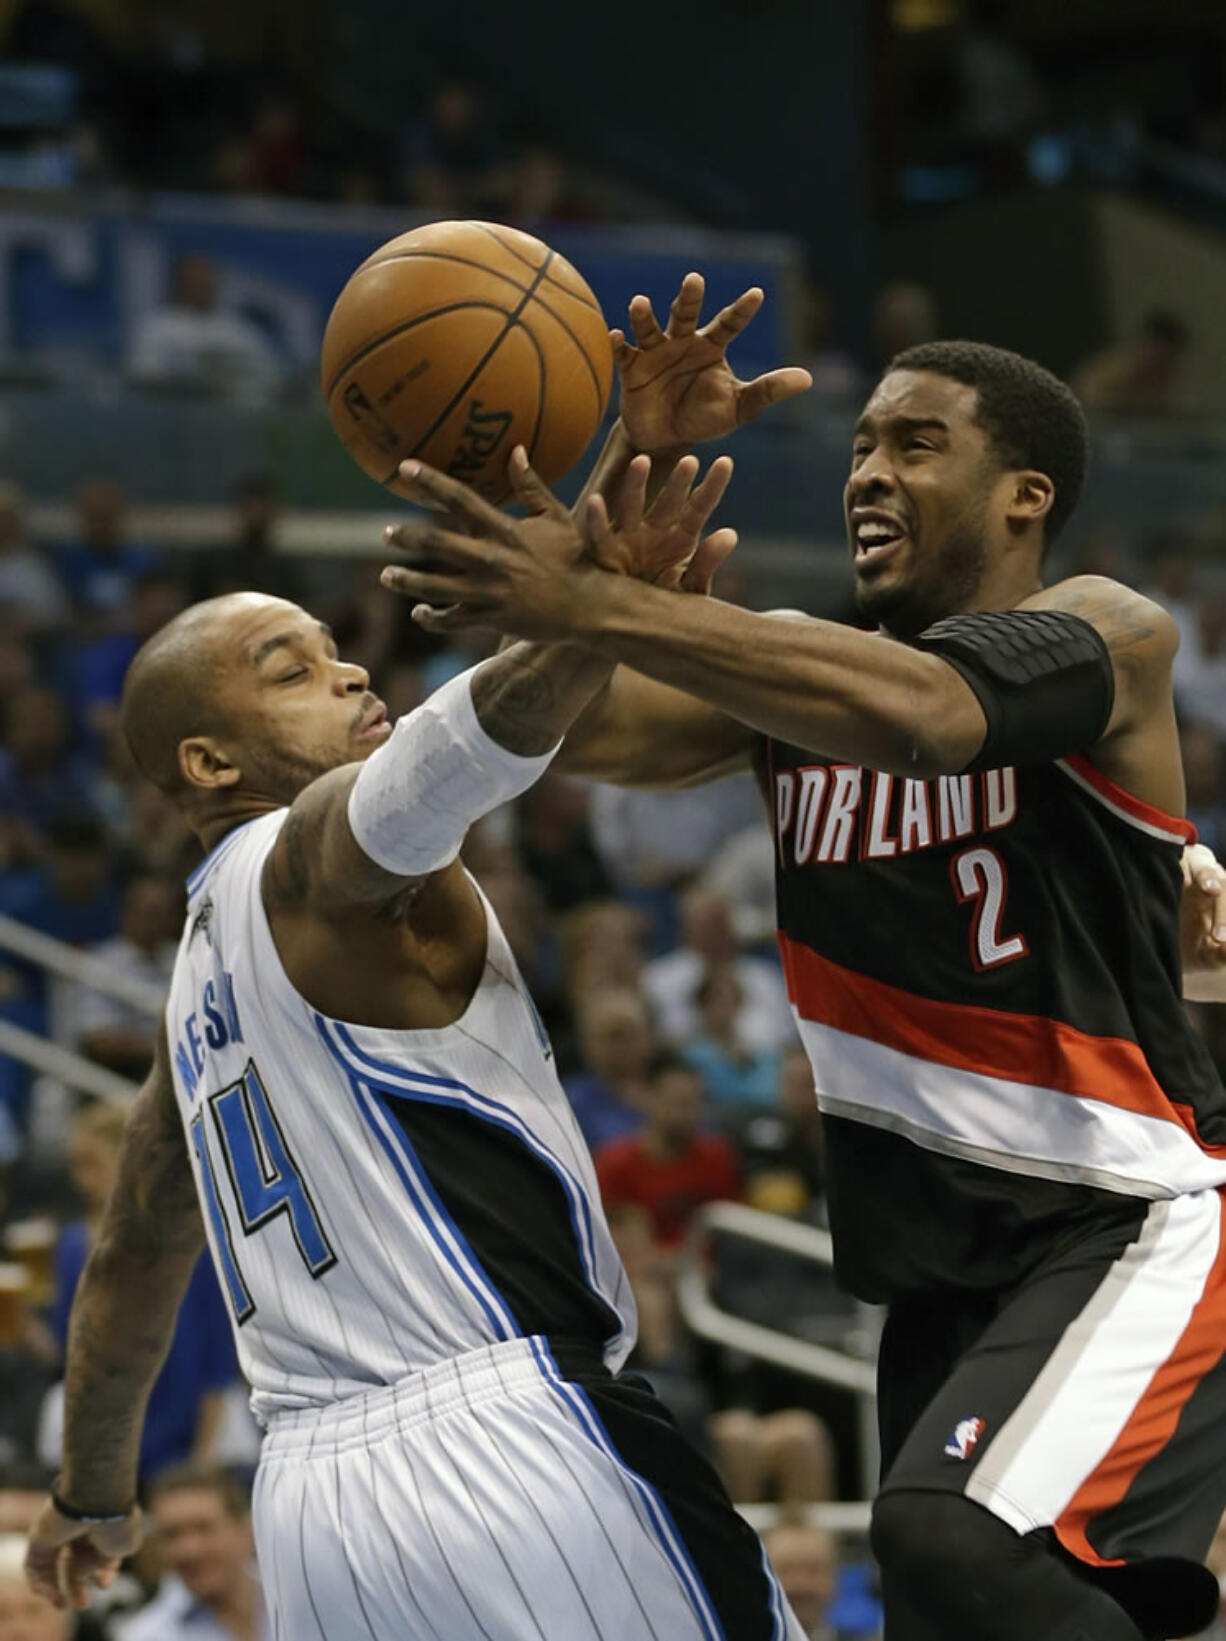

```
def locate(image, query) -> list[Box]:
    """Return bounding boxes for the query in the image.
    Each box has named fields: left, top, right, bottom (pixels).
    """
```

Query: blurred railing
left=678, top=1199, right=880, bottom=1501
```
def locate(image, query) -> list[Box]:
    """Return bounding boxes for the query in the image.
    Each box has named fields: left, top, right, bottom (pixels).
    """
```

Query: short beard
left=854, top=514, right=988, bottom=639
left=243, top=738, right=347, bottom=805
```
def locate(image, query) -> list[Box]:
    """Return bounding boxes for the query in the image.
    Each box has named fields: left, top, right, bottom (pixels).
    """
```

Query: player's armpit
left=56, top=1023, right=203, bottom=1519
left=552, top=665, right=757, bottom=789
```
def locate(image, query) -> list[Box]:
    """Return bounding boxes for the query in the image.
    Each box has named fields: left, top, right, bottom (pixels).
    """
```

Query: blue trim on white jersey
left=325, top=1018, right=617, bottom=1342
left=315, top=1017, right=517, bottom=1343
left=530, top=1338, right=727, bottom=1641
left=186, top=815, right=267, bottom=897
left=759, top=1542, right=787, bottom=1641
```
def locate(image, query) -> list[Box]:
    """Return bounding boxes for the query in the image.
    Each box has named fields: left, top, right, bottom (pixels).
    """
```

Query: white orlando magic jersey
left=165, top=811, right=636, bottom=1423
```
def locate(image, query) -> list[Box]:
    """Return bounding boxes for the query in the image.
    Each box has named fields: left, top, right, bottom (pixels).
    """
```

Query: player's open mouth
left=851, top=511, right=908, bottom=569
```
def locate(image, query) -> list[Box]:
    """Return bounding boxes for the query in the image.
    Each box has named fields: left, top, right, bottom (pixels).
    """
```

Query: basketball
left=321, top=220, right=614, bottom=501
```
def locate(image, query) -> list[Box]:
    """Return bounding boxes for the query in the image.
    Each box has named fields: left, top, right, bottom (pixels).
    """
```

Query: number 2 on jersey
left=191, top=1060, right=336, bottom=1324
left=951, top=845, right=1029, bottom=971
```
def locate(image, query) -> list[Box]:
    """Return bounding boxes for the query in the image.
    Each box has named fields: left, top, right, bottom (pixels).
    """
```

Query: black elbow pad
left=911, top=609, right=1115, bottom=772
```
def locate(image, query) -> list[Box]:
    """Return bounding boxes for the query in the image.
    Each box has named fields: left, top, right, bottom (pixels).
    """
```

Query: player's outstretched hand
left=380, top=446, right=735, bottom=637
left=25, top=1498, right=142, bottom=1612
left=614, top=271, right=811, bottom=454
left=1181, top=842, right=1226, bottom=1003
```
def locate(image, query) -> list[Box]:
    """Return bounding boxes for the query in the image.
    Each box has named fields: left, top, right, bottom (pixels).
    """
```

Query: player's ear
left=1007, top=471, right=1054, bottom=533
left=180, top=736, right=241, bottom=791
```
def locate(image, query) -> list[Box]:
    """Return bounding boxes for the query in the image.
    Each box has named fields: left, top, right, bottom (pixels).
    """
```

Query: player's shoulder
left=1024, top=575, right=1180, bottom=663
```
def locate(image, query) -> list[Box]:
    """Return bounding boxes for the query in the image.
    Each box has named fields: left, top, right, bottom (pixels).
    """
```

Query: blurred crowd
left=0, top=0, right=648, bottom=223
left=1, top=469, right=1226, bottom=1636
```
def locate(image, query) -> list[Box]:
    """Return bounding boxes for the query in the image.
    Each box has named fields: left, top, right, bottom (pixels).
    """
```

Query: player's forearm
left=59, top=1059, right=204, bottom=1513
left=469, top=641, right=614, bottom=756
left=59, top=1235, right=199, bottom=1512
left=567, top=574, right=985, bottom=776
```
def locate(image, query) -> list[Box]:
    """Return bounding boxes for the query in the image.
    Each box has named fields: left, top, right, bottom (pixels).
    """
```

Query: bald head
left=120, top=593, right=292, bottom=795
left=120, top=593, right=380, bottom=824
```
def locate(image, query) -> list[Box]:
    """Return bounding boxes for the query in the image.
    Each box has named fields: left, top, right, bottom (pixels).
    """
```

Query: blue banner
left=0, top=194, right=797, bottom=382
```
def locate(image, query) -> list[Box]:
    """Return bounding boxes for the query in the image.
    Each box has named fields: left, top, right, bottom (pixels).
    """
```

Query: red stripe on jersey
left=778, top=931, right=1212, bottom=1143
left=1062, top=754, right=1197, bottom=843
left=1053, top=1191, right=1226, bottom=1569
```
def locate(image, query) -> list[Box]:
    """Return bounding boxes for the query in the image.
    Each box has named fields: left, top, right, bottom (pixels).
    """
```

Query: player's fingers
left=609, top=329, right=636, bottom=373
left=382, top=523, right=495, bottom=570
left=24, top=1546, right=65, bottom=1609
left=698, top=286, right=764, bottom=351
left=584, top=493, right=613, bottom=547
left=615, top=455, right=652, bottom=534
left=506, top=446, right=568, bottom=520
left=680, top=528, right=738, bottom=595
left=380, top=565, right=487, bottom=608
left=735, top=366, right=814, bottom=424
left=667, top=272, right=706, bottom=339
left=628, top=294, right=666, bottom=350
left=679, top=454, right=734, bottom=531
left=394, top=460, right=519, bottom=543
left=643, top=455, right=701, bottom=530
left=411, top=602, right=485, bottom=634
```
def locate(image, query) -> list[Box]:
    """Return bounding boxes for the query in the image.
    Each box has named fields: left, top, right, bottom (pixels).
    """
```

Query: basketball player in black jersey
left=381, top=274, right=1226, bottom=1641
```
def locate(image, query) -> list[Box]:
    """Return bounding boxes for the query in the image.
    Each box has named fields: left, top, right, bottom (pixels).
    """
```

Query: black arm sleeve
left=910, top=609, right=1115, bottom=772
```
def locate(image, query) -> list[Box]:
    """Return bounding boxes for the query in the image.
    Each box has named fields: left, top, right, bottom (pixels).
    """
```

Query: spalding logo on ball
left=321, top=220, right=614, bottom=501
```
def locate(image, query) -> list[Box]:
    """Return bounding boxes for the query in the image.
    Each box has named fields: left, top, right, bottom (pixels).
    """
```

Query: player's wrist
left=52, top=1486, right=137, bottom=1525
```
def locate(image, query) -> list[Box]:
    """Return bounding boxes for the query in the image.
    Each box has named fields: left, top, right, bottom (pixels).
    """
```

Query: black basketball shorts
left=876, top=1188, right=1226, bottom=1634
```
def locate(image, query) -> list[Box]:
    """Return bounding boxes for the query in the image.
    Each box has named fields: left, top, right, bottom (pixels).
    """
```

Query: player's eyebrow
left=853, top=414, right=950, bottom=439
left=251, top=623, right=334, bottom=668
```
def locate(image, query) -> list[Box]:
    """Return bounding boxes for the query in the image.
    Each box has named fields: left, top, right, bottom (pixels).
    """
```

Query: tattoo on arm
left=469, top=648, right=563, bottom=756
left=59, top=1027, right=204, bottom=1512
left=1057, top=586, right=1158, bottom=677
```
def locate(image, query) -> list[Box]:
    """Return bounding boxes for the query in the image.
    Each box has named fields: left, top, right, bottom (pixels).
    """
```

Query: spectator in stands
left=795, top=280, right=863, bottom=406
left=0, top=1532, right=67, bottom=1641
left=762, top=1520, right=840, bottom=1641
left=559, top=899, right=646, bottom=1010
left=45, top=1105, right=238, bottom=1487
left=1073, top=310, right=1193, bottom=417
left=564, top=987, right=654, bottom=1150
left=701, top=822, right=778, bottom=947
left=402, top=79, right=504, bottom=216
left=681, top=963, right=782, bottom=1112
left=72, top=874, right=179, bottom=1078
left=68, top=571, right=186, bottom=744
left=1182, top=723, right=1226, bottom=858
left=644, top=887, right=794, bottom=1056
left=872, top=282, right=939, bottom=369
left=1175, top=595, right=1226, bottom=740
left=245, top=96, right=307, bottom=196
left=127, top=254, right=284, bottom=406
left=118, top=780, right=199, bottom=881
left=595, top=1052, right=738, bottom=1249
left=1142, top=531, right=1202, bottom=657
left=199, top=474, right=305, bottom=606
left=588, top=772, right=762, bottom=896
left=56, top=482, right=158, bottom=624
left=119, top=1466, right=269, bottom=1641
left=732, top=1045, right=827, bottom=1223
left=518, top=775, right=611, bottom=913
left=0, top=687, right=96, bottom=836
left=0, top=817, right=119, bottom=948
left=0, top=484, right=66, bottom=637
left=605, top=1201, right=712, bottom=1452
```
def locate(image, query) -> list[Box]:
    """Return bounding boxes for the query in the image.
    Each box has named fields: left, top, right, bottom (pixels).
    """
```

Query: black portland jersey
left=767, top=742, right=1226, bottom=1302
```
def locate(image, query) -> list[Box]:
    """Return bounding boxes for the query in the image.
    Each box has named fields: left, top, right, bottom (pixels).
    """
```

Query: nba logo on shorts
left=944, top=1416, right=986, bottom=1460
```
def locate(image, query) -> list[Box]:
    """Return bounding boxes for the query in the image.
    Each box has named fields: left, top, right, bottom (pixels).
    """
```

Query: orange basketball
left=321, top=220, right=614, bottom=502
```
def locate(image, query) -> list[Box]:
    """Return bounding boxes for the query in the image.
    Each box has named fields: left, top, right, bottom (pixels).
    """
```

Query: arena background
left=1, top=1, right=1225, bottom=1637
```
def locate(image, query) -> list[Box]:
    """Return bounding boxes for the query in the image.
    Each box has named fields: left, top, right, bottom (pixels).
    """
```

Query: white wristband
left=347, top=665, right=560, bottom=878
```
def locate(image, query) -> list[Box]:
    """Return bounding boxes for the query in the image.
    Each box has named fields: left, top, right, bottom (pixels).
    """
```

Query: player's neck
left=194, top=794, right=285, bottom=858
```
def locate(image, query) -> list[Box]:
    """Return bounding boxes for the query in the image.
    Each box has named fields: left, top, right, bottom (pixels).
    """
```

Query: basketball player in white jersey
left=23, top=405, right=812, bottom=1637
